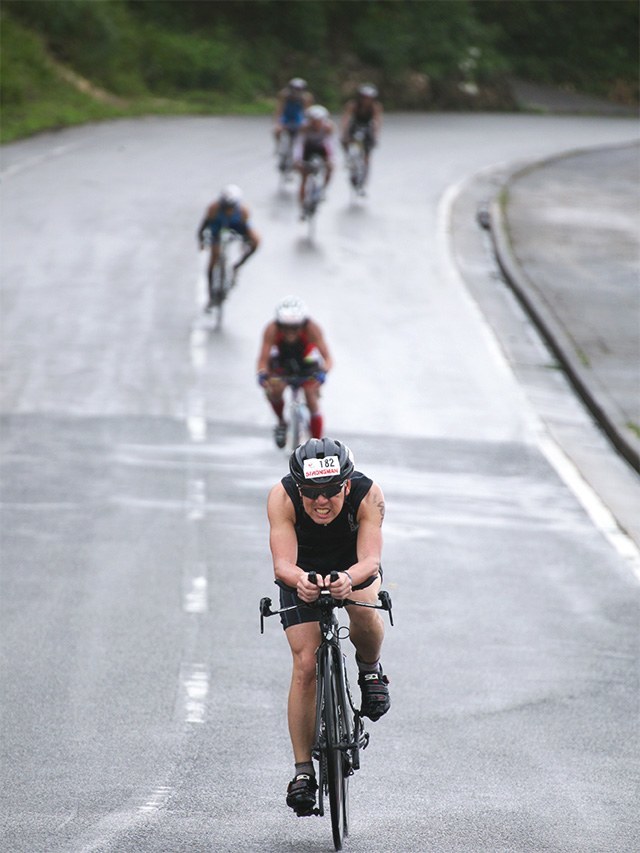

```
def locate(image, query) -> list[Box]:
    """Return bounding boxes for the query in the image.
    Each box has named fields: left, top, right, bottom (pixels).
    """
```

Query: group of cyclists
left=196, top=81, right=391, bottom=820
left=196, top=78, right=383, bottom=449
left=274, top=76, right=383, bottom=212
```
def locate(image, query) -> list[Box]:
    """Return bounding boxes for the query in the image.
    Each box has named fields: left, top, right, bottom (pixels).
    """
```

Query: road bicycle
left=260, top=571, right=394, bottom=851
left=202, top=227, right=241, bottom=328
left=346, top=127, right=368, bottom=197
left=279, top=374, right=311, bottom=451
left=276, top=126, right=298, bottom=184
left=301, top=155, right=327, bottom=236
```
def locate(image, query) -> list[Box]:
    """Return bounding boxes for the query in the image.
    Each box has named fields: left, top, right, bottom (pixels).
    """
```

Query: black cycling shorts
left=276, top=570, right=382, bottom=630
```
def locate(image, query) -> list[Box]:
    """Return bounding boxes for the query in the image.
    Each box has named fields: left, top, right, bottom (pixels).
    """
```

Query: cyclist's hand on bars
left=257, top=370, right=269, bottom=387
left=313, top=370, right=327, bottom=384
left=297, top=572, right=323, bottom=603
left=328, top=571, right=353, bottom=600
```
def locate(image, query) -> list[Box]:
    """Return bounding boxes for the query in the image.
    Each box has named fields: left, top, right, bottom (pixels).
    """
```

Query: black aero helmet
left=289, top=438, right=355, bottom=486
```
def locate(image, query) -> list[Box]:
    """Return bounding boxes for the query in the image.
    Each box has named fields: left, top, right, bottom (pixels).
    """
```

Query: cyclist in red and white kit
left=256, top=296, right=333, bottom=448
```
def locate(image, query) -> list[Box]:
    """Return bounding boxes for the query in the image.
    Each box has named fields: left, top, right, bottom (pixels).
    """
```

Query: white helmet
left=306, top=105, right=329, bottom=121
left=219, top=184, right=242, bottom=205
left=276, top=295, right=308, bottom=326
left=288, top=77, right=307, bottom=90
left=358, top=84, right=378, bottom=98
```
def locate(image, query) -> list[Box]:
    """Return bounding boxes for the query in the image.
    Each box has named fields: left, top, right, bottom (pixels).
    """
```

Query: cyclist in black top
left=267, top=437, right=391, bottom=816
left=340, top=83, right=383, bottom=173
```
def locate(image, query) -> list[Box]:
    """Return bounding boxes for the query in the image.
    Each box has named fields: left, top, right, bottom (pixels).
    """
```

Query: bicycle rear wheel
left=323, top=647, right=349, bottom=850
left=349, top=148, right=367, bottom=195
left=208, top=264, right=226, bottom=327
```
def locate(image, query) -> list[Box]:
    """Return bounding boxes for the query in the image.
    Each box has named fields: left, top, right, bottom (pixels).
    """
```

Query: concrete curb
left=488, top=149, right=640, bottom=475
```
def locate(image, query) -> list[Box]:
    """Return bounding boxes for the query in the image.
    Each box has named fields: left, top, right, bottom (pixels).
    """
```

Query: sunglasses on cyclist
left=298, top=482, right=346, bottom=500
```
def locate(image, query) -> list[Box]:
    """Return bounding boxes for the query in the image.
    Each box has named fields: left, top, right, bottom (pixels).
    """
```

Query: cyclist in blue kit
left=267, top=437, right=391, bottom=816
left=197, top=185, right=260, bottom=310
left=274, top=78, right=313, bottom=147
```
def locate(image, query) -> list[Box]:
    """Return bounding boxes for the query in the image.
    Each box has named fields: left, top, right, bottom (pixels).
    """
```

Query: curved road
left=1, top=114, right=639, bottom=852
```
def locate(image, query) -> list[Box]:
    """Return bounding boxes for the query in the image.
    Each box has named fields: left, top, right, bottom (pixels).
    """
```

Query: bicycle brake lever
left=259, top=596, right=273, bottom=633
left=378, top=590, right=394, bottom=626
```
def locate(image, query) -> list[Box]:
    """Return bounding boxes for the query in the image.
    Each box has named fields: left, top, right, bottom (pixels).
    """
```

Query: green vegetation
left=475, top=0, right=639, bottom=104
left=627, top=422, right=640, bottom=439
left=576, top=347, right=591, bottom=368
left=1, top=0, right=637, bottom=143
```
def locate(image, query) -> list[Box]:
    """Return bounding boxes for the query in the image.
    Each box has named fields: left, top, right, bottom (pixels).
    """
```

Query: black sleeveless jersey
left=354, top=102, right=375, bottom=123
left=281, top=471, right=373, bottom=575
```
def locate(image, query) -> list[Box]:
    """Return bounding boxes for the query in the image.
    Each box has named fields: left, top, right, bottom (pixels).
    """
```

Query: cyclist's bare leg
left=303, top=381, right=323, bottom=438
left=302, top=381, right=321, bottom=414
left=233, top=229, right=260, bottom=273
left=346, top=576, right=385, bottom=665
left=265, top=378, right=286, bottom=423
left=298, top=167, right=308, bottom=207
left=323, top=160, right=333, bottom=188
left=285, top=621, right=321, bottom=762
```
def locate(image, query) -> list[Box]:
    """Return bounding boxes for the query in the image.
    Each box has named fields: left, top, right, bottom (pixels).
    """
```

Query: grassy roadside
left=2, top=1, right=636, bottom=145
left=0, top=12, right=272, bottom=144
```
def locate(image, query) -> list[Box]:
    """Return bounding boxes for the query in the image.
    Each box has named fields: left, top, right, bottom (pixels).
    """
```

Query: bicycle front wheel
left=290, top=399, right=302, bottom=449
left=323, top=647, right=349, bottom=850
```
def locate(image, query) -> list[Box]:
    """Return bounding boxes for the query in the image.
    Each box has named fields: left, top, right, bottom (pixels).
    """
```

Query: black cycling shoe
left=358, top=666, right=390, bottom=721
left=274, top=422, right=287, bottom=449
left=286, top=773, right=317, bottom=816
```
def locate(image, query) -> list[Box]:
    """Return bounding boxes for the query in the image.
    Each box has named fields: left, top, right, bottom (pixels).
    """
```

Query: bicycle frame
left=347, top=128, right=368, bottom=196
left=277, top=127, right=298, bottom=181
left=260, top=572, right=393, bottom=851
left=204, top=227, right=241, bottom=327
left=284, top=377, right=309, bottom=450
left=302, top=155, right=326, bottom=235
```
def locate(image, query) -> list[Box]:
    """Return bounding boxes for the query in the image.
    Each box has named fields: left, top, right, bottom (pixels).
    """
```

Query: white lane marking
left=185, top=262, right=211, bottom=440
left=138, top=785, right=172, bottom=814
left=186, top=390, right=207, bottom=443
left=0, top=501, right=80, bottom=510
left=538, top=433, right=640, bottom=581
left=189, top=327, right=208, bottom=370
left=1, top=142, right=83, bottom=179
left=187, top=477, right=206, bottom=520
left=179, top=663, right=209, bottom=724
left=438, top=173, right=640, bottom=581
left=183, top=572, right=208, bottom=614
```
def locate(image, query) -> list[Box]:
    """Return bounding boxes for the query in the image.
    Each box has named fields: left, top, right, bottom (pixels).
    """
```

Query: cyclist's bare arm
left=256, top=322, right=278, bottom=374
left=323, top=483, right=384, bottom=601
left=351, top=484, right=384, bottom=585
left=197, top=202, right=220, bottom=244
left=340, top=100, right=356, bottom=135
left=372, top=102, right=383, bottom=138
left=267, top=484, right=322, bottom=601
left=306, top=320, right=334, bottom=372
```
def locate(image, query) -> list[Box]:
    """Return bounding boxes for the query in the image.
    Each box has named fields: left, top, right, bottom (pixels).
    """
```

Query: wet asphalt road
left=1, top=114, right=639, bottom=852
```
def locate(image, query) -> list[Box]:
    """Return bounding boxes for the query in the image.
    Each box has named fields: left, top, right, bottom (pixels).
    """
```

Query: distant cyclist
left=197, top=185, right=260, bottom=311
left=274, top=78, right=313, bottom=148
left=294, top=105, right=335, bottom=216
left=340, top=84, right=383, bottom=180
left=266, top=437, right=390, bottom=816
left=257, top=296, right=333, bottom=448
